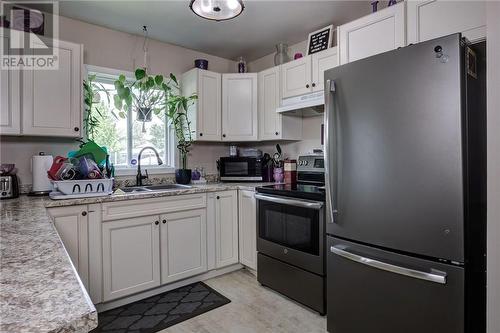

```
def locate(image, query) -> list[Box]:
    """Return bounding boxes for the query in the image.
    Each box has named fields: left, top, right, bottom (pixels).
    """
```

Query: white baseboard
left=96, top=264, right=243, bottom=312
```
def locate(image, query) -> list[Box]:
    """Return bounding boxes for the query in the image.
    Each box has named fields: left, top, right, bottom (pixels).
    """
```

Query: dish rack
left=51, top=178, right=114, bottom=198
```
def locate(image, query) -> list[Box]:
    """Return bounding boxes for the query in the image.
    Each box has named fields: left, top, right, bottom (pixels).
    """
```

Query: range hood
left=276, top=91, right=324, bottom=117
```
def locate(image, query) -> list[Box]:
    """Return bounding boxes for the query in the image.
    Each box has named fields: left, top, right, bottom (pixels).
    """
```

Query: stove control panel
left=297, top=154, right=324, bottom=173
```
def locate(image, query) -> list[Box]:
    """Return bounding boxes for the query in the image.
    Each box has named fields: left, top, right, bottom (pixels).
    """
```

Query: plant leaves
left=154, top=75, right=163, bottom=86
left=135, top=68, right=146, bottom=80
left=113, top=94, right=123, bottom=110
left=119, top=74, right=126, bottom=83
left=169, top=73, right=178, bottom=85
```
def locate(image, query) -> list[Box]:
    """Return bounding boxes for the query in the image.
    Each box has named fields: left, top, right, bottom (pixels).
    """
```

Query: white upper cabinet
left=160, top=209, right=207, bottom=285
left=407, top=0, right=486, bottom=44
left=222, top=73, right=258, bottom=141
left=339, top=2, right=406, bottom=64
left=182, top=68, right=222, bottom=141
left=311, top=47, right=339, bottom=92
left=281, top=47, right=338, bottom=99
left=281, top=56, right=311, bottom=99
left=22, top=38, right=82, bottom=137
left=0, top=29, right=21, bottom=135
left=258, top=66, right=302, bottom=141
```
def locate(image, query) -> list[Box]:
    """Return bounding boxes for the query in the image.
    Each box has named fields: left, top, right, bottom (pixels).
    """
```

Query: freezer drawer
left=327, top=236, right=464, bottom=333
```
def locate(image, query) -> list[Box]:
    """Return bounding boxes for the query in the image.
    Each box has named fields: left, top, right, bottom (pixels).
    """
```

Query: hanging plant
left=113, top=68, right=171, bottom=121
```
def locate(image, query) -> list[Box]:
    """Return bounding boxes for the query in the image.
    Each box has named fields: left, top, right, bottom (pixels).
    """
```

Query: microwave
left=219, top=157, right=263, bottom=182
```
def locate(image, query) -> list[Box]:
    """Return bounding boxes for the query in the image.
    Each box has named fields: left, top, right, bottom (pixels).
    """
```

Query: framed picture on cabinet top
left=306, top=24, right=334, bottom=55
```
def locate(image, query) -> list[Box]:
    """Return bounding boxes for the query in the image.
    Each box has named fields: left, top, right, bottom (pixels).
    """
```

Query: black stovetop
left=256, top=183, right=325, bottom=201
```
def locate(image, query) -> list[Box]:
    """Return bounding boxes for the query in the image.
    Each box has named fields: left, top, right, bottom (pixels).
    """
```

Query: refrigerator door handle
left=330, top=246, right=447, bottom=284
left=324, top=79, right=338, bottom=223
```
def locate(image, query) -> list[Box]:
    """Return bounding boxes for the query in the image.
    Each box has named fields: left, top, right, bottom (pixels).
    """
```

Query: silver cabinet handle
left=330, top=246, right=447, bottom=284
left=255, top=193, right=324, bottom=210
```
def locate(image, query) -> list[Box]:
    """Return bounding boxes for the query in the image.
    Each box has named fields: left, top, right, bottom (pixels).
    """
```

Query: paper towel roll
left=31, top=154, right=54, bottom=193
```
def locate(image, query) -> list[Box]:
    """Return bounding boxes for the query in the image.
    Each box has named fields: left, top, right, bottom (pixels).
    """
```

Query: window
left=87, top=66, right=174, bottom=174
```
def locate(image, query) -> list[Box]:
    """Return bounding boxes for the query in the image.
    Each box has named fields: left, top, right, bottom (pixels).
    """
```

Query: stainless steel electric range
left=255, top=154, right=326, bottom=315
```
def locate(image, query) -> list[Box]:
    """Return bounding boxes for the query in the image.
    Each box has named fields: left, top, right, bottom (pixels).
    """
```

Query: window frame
left=85, top=65, right=176, bottom=176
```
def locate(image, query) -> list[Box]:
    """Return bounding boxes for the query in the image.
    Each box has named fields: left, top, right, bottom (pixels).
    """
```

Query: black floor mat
left=91, top=282, right=231, bottom=332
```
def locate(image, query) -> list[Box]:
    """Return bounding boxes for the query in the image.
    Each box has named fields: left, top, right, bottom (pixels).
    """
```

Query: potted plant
left=165, top=74, right=197, bottom=184
left=113, top=70, right=197, bottom=184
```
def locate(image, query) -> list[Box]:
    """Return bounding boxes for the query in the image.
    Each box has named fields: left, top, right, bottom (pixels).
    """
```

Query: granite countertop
left=44, top=182, right=273, bottom=208
left=0, top=196, right=98, bottom=333
left=0, top=182, right=270, bottom=332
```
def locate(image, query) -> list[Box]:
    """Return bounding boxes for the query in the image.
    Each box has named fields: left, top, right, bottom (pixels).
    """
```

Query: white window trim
left=85, top=64, right=177, bottom=175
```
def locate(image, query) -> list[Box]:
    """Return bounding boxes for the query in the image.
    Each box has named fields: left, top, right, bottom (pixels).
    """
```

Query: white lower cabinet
left=214, top=190, right=239, bottom=268
left=160, top=209, right=207, bottom=284
left=238, top=190, right=257, bottom=270
left=102, top=216, right=161, bottom=301
left=47, top=205, right=90, bottom=290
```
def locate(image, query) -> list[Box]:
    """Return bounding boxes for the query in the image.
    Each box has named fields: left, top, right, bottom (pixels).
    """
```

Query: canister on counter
left=284, top=159, right=297, bottom=184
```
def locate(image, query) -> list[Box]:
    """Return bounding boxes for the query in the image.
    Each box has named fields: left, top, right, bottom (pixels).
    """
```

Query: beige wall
left=0, top=15, right=235, bottom=186
left=487, top=2, right=500, bottom=332
left=248, top=40, right=308, bottom=73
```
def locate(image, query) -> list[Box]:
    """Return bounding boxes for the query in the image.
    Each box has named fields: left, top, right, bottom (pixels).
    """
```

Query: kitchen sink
left=143, top=184, right=192, bottom=190
left=120, top=186, right=152, bottom=193
left=121, top=184, right=192, bottom=193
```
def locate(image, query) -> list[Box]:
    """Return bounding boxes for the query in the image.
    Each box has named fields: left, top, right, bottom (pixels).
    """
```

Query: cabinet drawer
left=102, top=194, right=207, bottom=221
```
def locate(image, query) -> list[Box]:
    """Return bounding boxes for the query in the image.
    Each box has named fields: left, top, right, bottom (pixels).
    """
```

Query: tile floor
left=162, top=269, right=326, bottom=333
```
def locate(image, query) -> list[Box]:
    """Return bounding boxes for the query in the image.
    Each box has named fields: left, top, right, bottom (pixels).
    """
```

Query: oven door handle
left=255, top=193, right=324, bottom=210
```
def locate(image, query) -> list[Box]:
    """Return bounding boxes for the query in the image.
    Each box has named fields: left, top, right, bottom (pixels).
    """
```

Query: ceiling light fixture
left=190, top=0, right=244, bottom=21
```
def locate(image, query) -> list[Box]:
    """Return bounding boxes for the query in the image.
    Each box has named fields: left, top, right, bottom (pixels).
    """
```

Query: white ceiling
left=59, top=1, right=371, bottom=61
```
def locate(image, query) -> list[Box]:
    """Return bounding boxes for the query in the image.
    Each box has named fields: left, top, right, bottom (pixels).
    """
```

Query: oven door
left=255, top=193, right=324, bottom=275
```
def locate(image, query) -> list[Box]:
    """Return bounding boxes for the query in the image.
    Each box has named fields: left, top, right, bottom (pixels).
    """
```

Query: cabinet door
left=47, top=205, right=89, bottom=289
left=407, top=0, right=486, bottom=44
left=222, top=73, right=258, bottom=141
left=258, top=66, right=282, bottom=140
left=198, top=70, right=222, bottom=141
left=312, top=47, right=338, bottom=92
left=215, top=190, right=239, bottom=268
left=238, top=190, right=257, bottom=270
left=0, top=29, right=21, bottom=135
left=160, top=209, right=207, bottom=284
left=281, top=56, right=312, bottom=98
left=339, top=2, right=406, bottom=65
left=22, top=38, right=82, bottom=137
left=102, top=216, right=160, bottom=301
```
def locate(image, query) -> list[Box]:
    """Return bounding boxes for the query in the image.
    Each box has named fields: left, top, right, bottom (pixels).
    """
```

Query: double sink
left=121, top=184, right=192, bottom=193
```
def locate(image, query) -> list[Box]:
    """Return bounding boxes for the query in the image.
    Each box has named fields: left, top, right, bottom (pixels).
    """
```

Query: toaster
left=0, top=175, right=20, bottom=199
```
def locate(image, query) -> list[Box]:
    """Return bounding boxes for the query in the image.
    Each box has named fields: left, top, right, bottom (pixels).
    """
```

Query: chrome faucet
left=136, top=146, right=163, bottom=186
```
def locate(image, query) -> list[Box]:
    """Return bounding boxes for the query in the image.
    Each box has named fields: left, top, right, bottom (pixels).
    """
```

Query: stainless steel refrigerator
left=324, top=34, right=486, bottom=333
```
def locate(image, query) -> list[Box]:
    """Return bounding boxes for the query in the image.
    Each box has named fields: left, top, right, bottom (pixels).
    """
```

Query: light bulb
left=227, top=0, right=239, bottom=10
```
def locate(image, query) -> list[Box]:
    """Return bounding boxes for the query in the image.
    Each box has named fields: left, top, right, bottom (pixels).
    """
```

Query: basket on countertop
left=51, top=178, right=114, bottom=196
